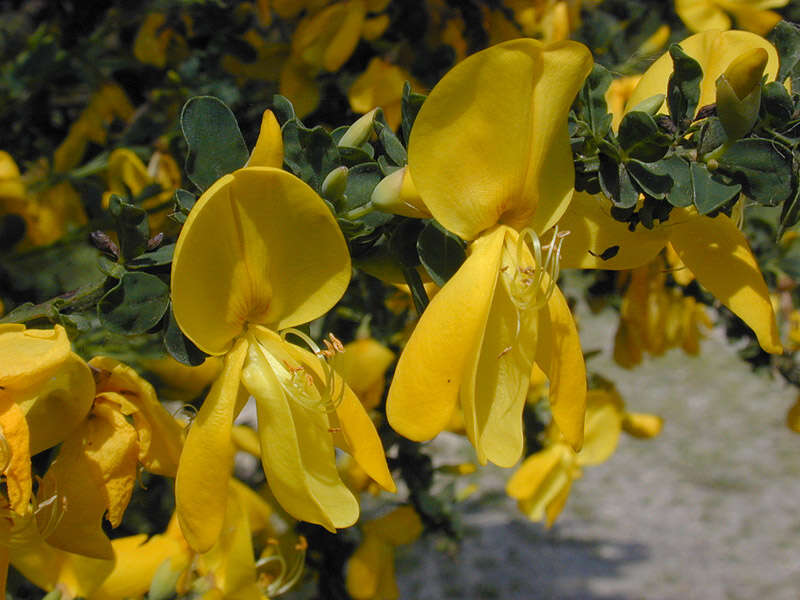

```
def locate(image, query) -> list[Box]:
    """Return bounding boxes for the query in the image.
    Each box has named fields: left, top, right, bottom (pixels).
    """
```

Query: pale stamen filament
left=256, top=536, right=307, bottom=596
left=280, top=329, right=346, bottom=414
left=510, top=226, right=568, bottom=311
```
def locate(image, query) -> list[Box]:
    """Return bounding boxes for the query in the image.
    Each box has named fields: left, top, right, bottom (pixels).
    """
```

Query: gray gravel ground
left=396, top=306, right=800, bottom=600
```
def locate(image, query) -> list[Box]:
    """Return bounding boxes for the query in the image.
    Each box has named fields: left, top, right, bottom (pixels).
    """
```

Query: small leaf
left=271, top=94, right=297, bottom=125
left=690, top=163, right=741, bottom=215
left=599, top=155, right=639, bottom=209
left=779, top=154, right=800, bottom=238
left=282, top=121, right=340, bottom=192
left=126, top=243, right=175, bottom=269
left=626, top=159, right=673, bottom=199
left=163, top=305, right=207, bottom=366
left=577, top=63, right=613, bottom=139
left=617, top=111, right=671, bottom=162
left=108, top=194, right=149, bottom=261
left=769, top=21, right=800, bottom=86
left=374, top=110, right=408, bottom=166
left=342, top=163, right=392, bottom=228
left=416, top=220, right=467, bottom=288
left=401, top=82, right=426, bottom=145
left=716, top=138, right=793, bottom=205
left=181, top=96, right=249, bottom=191
left=658, top=155, right=693, bottom=207
left=98, top=271, right=170, bottom=335
left=762, top=81, right=794, bottom=126
left=666, top=44, right=703, bottom=129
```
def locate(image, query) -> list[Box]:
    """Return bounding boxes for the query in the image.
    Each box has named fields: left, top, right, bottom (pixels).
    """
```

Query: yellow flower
left=346, top=506, right=423, bottom=600
left=104, top=147, right=182, bottom=234
left=337, top=338, right=395, bottom=410
left=386, top=39, right=593, bottom=466
left=280, top=0, right=390, bottom=117
left=349, top=58, right=424, bottom=131
left=507, top=385, right=662, bottom=526
left=171, top=125, right=394, bottom=551
left=675, top=0, right=788, bottom=36
left=0, top=324, right=95, bottom=516
left=133, top=13, right=189, bottom=68
left=557, top=30, right=782, bottom=356
left=613, top=257, right=713, bottom=368
left=143, top=355, right=224, bottom=403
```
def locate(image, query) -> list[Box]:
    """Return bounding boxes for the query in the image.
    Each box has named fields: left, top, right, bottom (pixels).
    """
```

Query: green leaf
left=599, top=155, right=639, bottom=209
left=401, top=82, right=426, bottom=145
left=666, top=44, right=703, bottom=129
left=402, top=266, right=429, bottom=314
left=108, top=194, right=149, bottom=261
left=271, top=94, right=297, bottom=125
left=174, top=189, right=196, bottom=214
left=762, top=81, right=794, bottom=126
left=342, top=163, right=391, bottom=227
left=416, top=220, right=467, bottom=288
left=618, top=111, right=672, bottom=162
left=576, top=64, right=613, bottom=139
left=658, top=155, right=693, bottom=207
left=374, top=110, right=408, bottom=166
left=779, top=153, right=800, bottom=238
left=690, top=162, right=741, bottom=214
left=717, top=138, right=793, bottom=205
left=282, top=121, right=340, bottom=192
left=626, top=159, right=673, bottom=199
left=181, top=97, right=249, bottom=192
left=697, top=117, right=728, bottom=156
left=98, top=271, right=170, bottom=335
left=389, top=218, right=424, bottom=268
left=338, top=145, right=374, bottom=166
left=127, top=243, right=176, bottom=269
left=163, top=305, right=207, bottom=366
left=769, top=21, right=800, bottom=87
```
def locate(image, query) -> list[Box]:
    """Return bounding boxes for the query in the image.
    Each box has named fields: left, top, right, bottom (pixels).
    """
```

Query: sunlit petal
left=247, top=109, right=284, bottom=169
left=176, top=337, right=248, bottom=552
left=172, top=167, right=350, bottom=354
left=242, top=335, right=358, bottom=531
left=669, top=211, right=782, bottom=354
left=409, top=39, right=591, bottom=241
left=557, top=191, right=669, bottom=270
left=536, top=281, right=586, bottom=451
left=387, top=226, right=505, bottom=442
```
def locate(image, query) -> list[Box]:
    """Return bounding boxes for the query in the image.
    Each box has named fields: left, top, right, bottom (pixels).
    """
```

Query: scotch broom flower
left=507, top=384, right=662, bottom=526
left=557, top=30, right=782, bottom=355
left=346, top=506, right=423, bottom=600
left=386, top=38, right=593, bottom=466
left=172, top=158, right=394, bottom=551
left=675, top=0, right=788, bottom=36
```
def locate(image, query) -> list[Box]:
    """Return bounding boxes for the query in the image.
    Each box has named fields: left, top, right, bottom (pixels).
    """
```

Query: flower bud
left=370, top=166, right=431, bottom=219
left=148, top=558, right=184, bottom=600
left=338, top=107, right=377, bottom=148
left=715, top=48, right=768, bottom=142
left=321, top=165, right=349, bottom=201
left=622, top=412, right=663, bottom=438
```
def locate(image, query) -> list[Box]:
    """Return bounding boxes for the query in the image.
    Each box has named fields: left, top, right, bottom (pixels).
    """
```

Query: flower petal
left=626, top=30, right=779, bottom=116
left=408, top=39, right=591, bottom=241
left=0, top=401, right=31, bottom=514
left=556, top=191, right=669, bottom=270
left=461, top=228, right=536, bottom=467
left=247, top=109, right=284, bottom=169
left=90, top=356, right=184, bottom=477
left=578, top=389, right=624, bottom=466
left=387, top=226, right=505, bottom=442
left=536, top=281, right=586, bottom=451
left=17, top=352, right=95, bottom=455
left=176, top=337, right=248, bottom=552
left=242, top=333, right=358, bottom=531
left=669, top=211, right=782, bottom=354
left=171, top=167, right=350, bottom=355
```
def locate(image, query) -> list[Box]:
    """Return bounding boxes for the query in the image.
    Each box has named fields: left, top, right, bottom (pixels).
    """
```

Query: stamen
left=508, top=226, right=568, bottom=312
left=280, top=329, right=346, bottom=414
left=256, top=535, right=307, bottom=596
